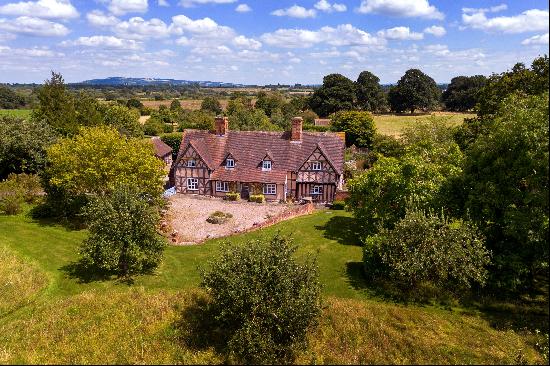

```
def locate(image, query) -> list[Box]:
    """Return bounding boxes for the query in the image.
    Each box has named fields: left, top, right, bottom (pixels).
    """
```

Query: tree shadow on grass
left=315, top=215, right=362, bottom=246
left=59, top=260, right=117, bottom=284
left=345, top=261, right=369, bottom=291
left=28, top=203, right=86, bottom=231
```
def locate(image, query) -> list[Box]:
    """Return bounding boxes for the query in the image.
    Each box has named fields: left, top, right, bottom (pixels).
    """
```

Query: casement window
left=216, top=181, right=229, bottom=192
left=311, top=185, right=323, bottom=195
left=226, top=158, right=235, bottom=168
left=311, top=161, right=322, bottom=171
left=263, top=183, right=276, bottom=195
left=187, top=178, right=198, bottom=191
left=262, top=160, right=272, bottom=171
left=187, top=159, right=196, bottom=167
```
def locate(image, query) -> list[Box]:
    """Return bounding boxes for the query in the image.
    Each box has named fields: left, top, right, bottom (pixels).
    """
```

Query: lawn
left=373, top=111, right=473, bottom=137
left=0, top=109, right=32, bottom=119
left=0, top=206, right=546, bottom=364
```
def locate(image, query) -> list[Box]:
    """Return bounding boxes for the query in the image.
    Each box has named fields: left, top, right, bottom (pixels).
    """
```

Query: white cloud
left=0, top=16, right=69, bottom=36
left=60, top=35, right=143, bottom=50
left=462, top=8, right=549, bottom=34
left=377, top=26, right=423, bottom=40
left=521, top=33, right=549, bottom=46
left=423, top=43, right=485, bottom=61
left=314, top=0, right=346, bottom=13
left=424, top=25, right=446, bottom=37
left=86, top=10, right=119, bottom=27
left=178, top=0, right=236, bottom=7
left=235, top=3, right=251, bottom=13
left=0, top=0, right=79, bottom=19
left=171, top=14, right=232, bottom=34
left=261, top=24, right=385, bottom=48
left=0, top=45, right=63, bottom=57
left=232, top=35, right=261, bottom=50
left=357, top=0, right=444, bottom=20
left=271, top=5, right=316, bottom=18
left=108, top=0, right=148, bottom=16
left=462, top=4, right=507, bottom=14
left=114, top=17, right=171, bottom=39
left=158, top=0, right=169, bottom=6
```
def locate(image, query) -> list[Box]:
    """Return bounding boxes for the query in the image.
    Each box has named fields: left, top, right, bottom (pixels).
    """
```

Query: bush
left=0, top=179, right=24, bottom=215
left=225, top=192, right=240, bottom=201
left=80, top=185, right=166, bottom=276
left=7, top=173, right=41, bottom=203
left=249, top=194, right=265, bottom=203
left=206, top=211, right=233, bottom=224
left=143, top=117, right=164, bottom=136
left=200, top=235, right=321, bottom=364
left=331, top=200, right=345, bottom=210
left=330, top=110, right=376, bottom=148
left=363, top=209, right=490, bottom=292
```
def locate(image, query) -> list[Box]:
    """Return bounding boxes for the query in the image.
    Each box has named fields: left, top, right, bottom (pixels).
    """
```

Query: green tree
left=170, top=99, right=182, bottom=112
left=200, top=96, right=222, bottom=115
left=442, top=75, right=487, bottom=111
left=160, top=132, right=182, bottom=159
left=126, top=98, right=144, bottom=110
left=355, top=70, right=387, bottom=112
left=388, top=69, right=440, bottom=113
left=255, top=91, right=286, bottom=117
left=309, top=74, right=356, bottom=117
left=200, top=234, right=321, bottom=364
left=330, top=110, right=376, bottom=148
left=143, top=117, right=165, bottom=136
left=229, top=108, right=278, bottom=131
left=75, top=91, right=103, bottom=127
left=364, top=209, right=490, bottom=291
left=0, top=116, right=57, bottom=178
left=45, top=126, right=165, bottom=199
left=462, top=93, right=549, bottom=292
left=0, top=85, right=27, bottom=109
left=80, top=185, right=166, bottom=276
left=31, top=71, right=78, bottom=135
left=101, top=104, right=143, bottom=138
left=178, top=110, right=214, bottom=131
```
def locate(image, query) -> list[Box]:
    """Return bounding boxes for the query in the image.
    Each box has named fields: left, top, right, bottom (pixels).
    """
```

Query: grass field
left=373, top=112, right=473, bottom=137
left=0, top=109, right=32, bottom=119
left=0, top=206, right=546, bottom=364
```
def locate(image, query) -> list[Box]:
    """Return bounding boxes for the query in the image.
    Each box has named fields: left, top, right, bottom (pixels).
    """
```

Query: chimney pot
left=291, top=116, right=303, bottom=142
left=215, top=115, right=229, bottom=136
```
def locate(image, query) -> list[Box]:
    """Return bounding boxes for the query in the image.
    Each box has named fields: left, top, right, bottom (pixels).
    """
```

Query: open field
left=373, top=112, right=473, bottom=137
left=141, top=99, right=231, bottom=111
left=0, top=204, right=546, bottom=364
left=0, top=109, right=32, bottom=118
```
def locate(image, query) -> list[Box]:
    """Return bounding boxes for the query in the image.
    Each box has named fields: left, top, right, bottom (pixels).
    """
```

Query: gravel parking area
left=168, top=194, right=291, bottom=244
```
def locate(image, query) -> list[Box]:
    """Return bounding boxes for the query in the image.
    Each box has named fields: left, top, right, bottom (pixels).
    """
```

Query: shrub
left=331, top=200, right=345, bottom=210
left=249, top=194, right=265, bottom=203
left=200, top=235, right=321, bottom=364
left=0, top=179, right=24, bottom=215
left=143, top=117, right=164, bottom=136
left=330, top=110, right=376, bottom=148
left=207, top=211, right=233, bottom=225
left=363, top=209, right=490, bottom=292
left=7, top=173, right=41, bottom=203
left=225, top=192, right=240, bottom=201
left=80, top=185, right=166, bottom=276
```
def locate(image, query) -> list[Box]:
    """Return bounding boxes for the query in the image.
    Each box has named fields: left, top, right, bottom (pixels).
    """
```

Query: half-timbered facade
left=171, top=116, right=345, bottom=203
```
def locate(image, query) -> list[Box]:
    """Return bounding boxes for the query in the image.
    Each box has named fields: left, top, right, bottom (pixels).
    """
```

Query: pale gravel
left=168, top=194, right=291, bottom=244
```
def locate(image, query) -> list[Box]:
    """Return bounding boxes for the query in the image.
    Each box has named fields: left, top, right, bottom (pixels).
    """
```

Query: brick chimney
left=215, top=116, right=229, bottom=136
left=291, top=117, right=303, bottom=142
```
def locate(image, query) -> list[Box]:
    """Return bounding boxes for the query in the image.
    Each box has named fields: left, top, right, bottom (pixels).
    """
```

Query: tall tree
left=31, top=71, right=78, bottom=135
left=330, top=110, right=376, bottom=148
left=442, top=75, right=487, bottom=111
left=309, top=73, right=356, bottom=117
left=0, top=85, right=27, bottom=109
left=355, top=70, right=387, bottom=112
left=388, top=69, right=440, bottom=113
left=200, top=96, right=222, bottom=115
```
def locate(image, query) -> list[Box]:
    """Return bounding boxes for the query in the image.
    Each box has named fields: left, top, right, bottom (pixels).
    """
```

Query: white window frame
left=226, top=158, right=235, bottom=168
left=311, top=185, right=323, bottom=195
left=311, top=161, right=322, bottom=171
left=187, top=178, right=198, bottom=191
left=263, top=183, right=276, bottom=195
left=216, top=181, right=229, bottom=192
left=262, top=160, right=272, bottom=171
left=187, top=159, right=196, bottom=167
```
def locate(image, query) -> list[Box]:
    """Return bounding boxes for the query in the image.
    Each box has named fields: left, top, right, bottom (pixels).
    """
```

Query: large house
left=171, top=116, right=345, bottom=202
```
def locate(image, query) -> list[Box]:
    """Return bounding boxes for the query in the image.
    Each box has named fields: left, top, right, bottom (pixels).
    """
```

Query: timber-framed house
left=171, top=116, right=345, bottom=203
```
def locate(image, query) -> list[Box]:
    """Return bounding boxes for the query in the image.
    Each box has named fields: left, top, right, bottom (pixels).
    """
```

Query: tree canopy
left=355, top=70, right=386, bottom=112
left=442, top=75, right=487, bottom=111
left=309, top=73, right=356, bottom=117
left=388, top=69, right=440, bottom=113
left=200, top=96, right=222, bottom=115
left=330, top=110, right=376, bottom=148
left=0, top=85, right=27, bottom=109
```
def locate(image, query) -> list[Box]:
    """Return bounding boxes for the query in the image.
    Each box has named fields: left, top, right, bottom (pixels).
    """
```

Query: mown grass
left=0, top=206, right=546, bottom=364
left=373, top=112, right=473, bottom=137
left=0, top=109, right=32, bottom=119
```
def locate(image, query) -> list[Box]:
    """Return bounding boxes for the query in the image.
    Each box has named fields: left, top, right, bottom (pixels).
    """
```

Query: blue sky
left=0, top=0, right=548, bottom=84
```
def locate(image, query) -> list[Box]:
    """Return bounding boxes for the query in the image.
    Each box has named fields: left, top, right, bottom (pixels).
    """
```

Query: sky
left=0, top=0, right=548, bottom=84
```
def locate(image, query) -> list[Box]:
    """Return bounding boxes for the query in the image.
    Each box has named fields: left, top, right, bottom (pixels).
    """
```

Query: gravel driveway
left=168, top=194, right=291, bottom=244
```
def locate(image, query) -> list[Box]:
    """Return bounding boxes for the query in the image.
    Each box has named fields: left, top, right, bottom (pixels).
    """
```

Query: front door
left=240, top=183, right=250, bottom=200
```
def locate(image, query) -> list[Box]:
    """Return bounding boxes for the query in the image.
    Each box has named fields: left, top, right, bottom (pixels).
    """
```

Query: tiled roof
left=151, top=137, right=172, bottom=158
left=176, top=129, right=344, bottom=184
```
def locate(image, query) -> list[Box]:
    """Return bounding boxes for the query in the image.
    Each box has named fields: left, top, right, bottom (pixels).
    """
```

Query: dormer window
left=187, top=159, right=196, bottom=167
left=312, top=161, right=322, bottom=171
left=226, top=158, right=235, bottom=168
left=262, top=160, right=272, bottom=171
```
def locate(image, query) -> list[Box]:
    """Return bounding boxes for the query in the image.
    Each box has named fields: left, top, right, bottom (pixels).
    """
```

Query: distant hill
left=75, top=77, right=248, bottom=88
